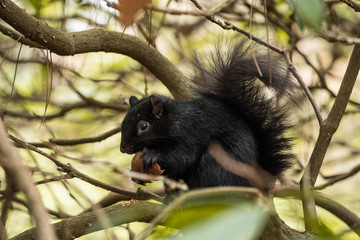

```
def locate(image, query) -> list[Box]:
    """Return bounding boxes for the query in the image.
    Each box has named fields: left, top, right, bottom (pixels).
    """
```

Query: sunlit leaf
left=173, top=203, right=266, bottom=240
left=285, top=0, right=295, bottom=11
left=287, top=0, right=325, bottom=30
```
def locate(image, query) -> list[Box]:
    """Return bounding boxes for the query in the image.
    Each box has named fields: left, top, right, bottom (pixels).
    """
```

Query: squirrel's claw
left=141, top=148, right=159, bottom=172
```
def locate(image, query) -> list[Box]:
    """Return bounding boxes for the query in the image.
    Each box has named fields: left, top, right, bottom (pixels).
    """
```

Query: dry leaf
left=115, top=0, right=151, bottom=26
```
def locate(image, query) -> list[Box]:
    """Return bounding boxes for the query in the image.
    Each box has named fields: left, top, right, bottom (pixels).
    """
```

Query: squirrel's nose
left=120, top=145, right=133, bottom=154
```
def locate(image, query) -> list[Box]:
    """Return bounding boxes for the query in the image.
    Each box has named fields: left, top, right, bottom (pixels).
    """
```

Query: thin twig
left=315, top=164, right=360, bottom=190
left=275, top=186, right=360, bottom=237
left=339, top=0, right=360, bottom=12
left=9, top=134, right=163, bottom=202
left=0, top=121, right=58, bottom=240
left=300, top=38, right=360, bottom=231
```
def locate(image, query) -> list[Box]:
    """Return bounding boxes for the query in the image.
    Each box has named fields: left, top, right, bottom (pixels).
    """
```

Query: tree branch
left=11, top=200, right=165, bottom=240
left=0, top=0, right=190, bottom=100
left=9, top=134, right=163, bottom=202
left=48, top=126, right=122, bottom=146
left=0, top=120, right=58, bottom=240
left=315, top=164, right=360, bottom=190
left=300, top=38, right=360, bottom=230
left=339, top=0, right=360, bottom=12
left=301, top=32, right=360, bottom=188
left=275, top=186, right=360, bottom=237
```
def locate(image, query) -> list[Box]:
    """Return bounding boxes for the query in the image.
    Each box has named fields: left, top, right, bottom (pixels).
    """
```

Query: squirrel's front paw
left=141, top=148, right=160, bottom=172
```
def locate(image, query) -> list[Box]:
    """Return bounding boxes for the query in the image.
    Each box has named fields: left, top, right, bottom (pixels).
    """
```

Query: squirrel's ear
left=129, top=96, right=139, bottom=107
left=150, top=95, right=163, bottom=119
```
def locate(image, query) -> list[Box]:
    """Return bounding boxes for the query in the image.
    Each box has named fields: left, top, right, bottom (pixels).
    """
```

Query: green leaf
left=171, top=203, right=267, bottom=240
left=287, top=0, right=325, bottom=30
left=286, top=0, right=295, bottom=11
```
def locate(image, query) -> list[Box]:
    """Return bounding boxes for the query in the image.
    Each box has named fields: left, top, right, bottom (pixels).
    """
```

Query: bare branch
left=302, top=39, right=360, bottom=186
left=300, top=38, right=360, bottom=231
left=3, top=100, right=127, bottom=121
left=283, top=49, right=324, bottom=124
left=48, top=126, right=122, bottom=146
left=322, top=32, right=360, bottom=45
left=339, top=0, right=360, bottom=12
left=9, top=134, right=163, bottom=201
left=275, top=186, right=360, bottom=237
left=0, top=120, right=58, bottom=240
left=315, top=164, right=360, bottom=190
left=81, top=188, right=165, bottom=213
left=11, top=201, right=165, bottom=240
left=0, top=0, right=190, bottom=100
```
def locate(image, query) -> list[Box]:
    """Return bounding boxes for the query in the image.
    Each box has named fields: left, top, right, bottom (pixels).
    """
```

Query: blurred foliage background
left=0, top=0, right=360, bottom=239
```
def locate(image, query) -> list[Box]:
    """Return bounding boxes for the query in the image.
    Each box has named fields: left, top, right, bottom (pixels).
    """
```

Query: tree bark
left=0, top=0, right=191, bottom=100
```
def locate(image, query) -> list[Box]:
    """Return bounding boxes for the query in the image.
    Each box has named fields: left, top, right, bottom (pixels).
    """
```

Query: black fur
left=120, top=41, right=296, bottom=189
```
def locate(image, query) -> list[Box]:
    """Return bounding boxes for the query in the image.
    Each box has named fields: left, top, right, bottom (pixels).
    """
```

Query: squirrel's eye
left=137, top=120, right=150, bottom=133
left=140, top=122, right=148, bottom=130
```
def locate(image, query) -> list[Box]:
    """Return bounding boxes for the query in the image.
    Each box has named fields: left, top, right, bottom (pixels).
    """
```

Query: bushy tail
left=192, top=40, right=298, bottom=176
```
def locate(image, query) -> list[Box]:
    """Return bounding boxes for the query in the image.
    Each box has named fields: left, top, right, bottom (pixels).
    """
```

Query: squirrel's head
left=120, top=95, right=168, bottom=154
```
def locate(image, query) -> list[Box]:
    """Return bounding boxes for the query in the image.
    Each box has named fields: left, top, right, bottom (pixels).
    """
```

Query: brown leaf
left=115, top=0, right=151, bottom=26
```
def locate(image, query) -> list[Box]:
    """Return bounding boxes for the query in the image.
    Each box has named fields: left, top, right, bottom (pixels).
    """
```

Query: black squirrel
left=120, top=41, right=298, bottom=189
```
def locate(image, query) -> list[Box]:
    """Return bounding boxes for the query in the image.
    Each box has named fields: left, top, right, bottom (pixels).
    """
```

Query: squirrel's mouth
left=120, top=145, right=135, bottom=154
